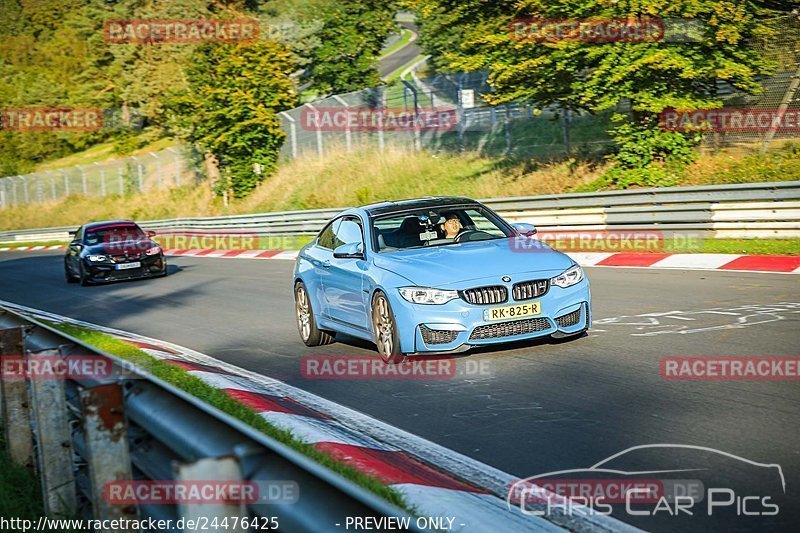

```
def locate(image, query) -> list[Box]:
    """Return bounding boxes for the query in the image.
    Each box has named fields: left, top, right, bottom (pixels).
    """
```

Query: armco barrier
left=1, top=181, right=799, bottom=242
left=0, top=305, right=423, bottom=531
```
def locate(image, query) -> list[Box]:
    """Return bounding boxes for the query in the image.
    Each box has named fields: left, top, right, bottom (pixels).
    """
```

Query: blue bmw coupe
left=293, top=197, right=591, bottom=363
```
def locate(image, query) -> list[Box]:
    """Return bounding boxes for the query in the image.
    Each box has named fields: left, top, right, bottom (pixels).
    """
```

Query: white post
left=279, top=112, right=298, bottom=160
left=166, top=146, right=181, bottom=185
left=149, top=152, right=162, bottom=189
left=332, top=95, right=352, bottom=152
left=304, top=103, right=324, bottom=158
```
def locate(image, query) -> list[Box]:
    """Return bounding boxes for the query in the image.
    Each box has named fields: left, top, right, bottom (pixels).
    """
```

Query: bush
left=600, top=115, right=701, bottom=188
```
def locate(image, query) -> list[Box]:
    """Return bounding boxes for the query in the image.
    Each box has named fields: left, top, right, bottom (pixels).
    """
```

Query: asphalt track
left=1, top=250, right=798, bottom=531
left=379, top=21, right=422, bottom=79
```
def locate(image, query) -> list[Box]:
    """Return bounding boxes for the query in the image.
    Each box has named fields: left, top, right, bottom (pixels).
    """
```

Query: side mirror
left=512, top=222, right=537, bottom=236
left=68, top=230, right=77, bottom=238
left=333, top=242, right=364, bottom=259
left=146, top=230, right=156, bottom=238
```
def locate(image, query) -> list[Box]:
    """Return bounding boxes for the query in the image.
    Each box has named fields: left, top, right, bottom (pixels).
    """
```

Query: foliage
left=406, top=0, right=783, bottom=172
left=166, top=40, right=297, bottom=197
left=305, top=0, right=397, bottom=93
left=600, top=114, right=702, bottom=187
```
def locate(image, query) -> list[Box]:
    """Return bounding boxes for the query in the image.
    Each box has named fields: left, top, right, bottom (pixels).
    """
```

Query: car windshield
left=372, top=206, right=512, bottom=252
left=84, top=224, right=145, bottom=245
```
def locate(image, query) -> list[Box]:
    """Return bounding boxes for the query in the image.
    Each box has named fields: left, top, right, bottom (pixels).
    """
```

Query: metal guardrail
left=1, top=181, right=799, bottom=243
left=0, top=305, right=422, bottom=532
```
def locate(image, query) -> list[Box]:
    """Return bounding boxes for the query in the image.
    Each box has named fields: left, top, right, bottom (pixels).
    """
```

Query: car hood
left=372, top=238, right=574, bottom=287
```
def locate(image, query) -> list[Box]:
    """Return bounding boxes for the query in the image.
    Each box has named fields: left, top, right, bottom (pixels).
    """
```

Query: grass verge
left=2, top=143, right=798, bottom=235
left=379, top=28, right=414, bottom=60
left=0, top=432, right=44, bottom=520
left=0, top=237, right=796, bottom=256
left=44, top=321, right=413, bottom=513
left=0, top=241, right=67, bottom=248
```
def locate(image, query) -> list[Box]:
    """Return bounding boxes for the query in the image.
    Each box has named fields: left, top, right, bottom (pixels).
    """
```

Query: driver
left=439, top=212, right=463, bottom=239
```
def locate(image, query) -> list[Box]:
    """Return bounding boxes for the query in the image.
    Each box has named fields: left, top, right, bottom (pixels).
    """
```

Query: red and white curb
left=2, top=300, right=637, bottom=533
left=3, top=245, right=798, bottom=273
left=0, top=244, right=66, bottom=251
left=166, top=248, right=800, bottom=273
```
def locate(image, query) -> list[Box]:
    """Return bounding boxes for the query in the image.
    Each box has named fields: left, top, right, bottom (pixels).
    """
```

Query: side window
left=333, top=218, right=363, bottom=248
left=317, top=220, right=337, bottom=249
left=75, top=226, right=83, bottom=242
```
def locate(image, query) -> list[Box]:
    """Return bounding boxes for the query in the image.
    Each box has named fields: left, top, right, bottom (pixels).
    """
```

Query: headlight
left=399, top=287, right=459, bottom=305
left=551, top=264, right=584, bottom=288
left=145, top=245, right=161, bottom=256
left=87, top=254, right=109, bottom=262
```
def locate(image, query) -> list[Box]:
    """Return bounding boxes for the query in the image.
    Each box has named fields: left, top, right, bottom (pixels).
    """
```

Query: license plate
left=483, top=301, right=541, bottom=322
left=115, top=261, right=141, bottom=270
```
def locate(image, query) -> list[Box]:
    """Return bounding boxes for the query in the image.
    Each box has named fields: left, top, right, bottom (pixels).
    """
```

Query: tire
left=371, top=291, right=404, bottom=364
left=295, top=282, right=335, bottom=347
left=65, top=260, right=78, bottom=283
left=78, top=263, right=91, bottom=287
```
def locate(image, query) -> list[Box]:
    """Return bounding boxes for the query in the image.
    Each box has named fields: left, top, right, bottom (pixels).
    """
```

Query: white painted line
left=260, top=411, right=397, bottom=450
left=586, top=264, right=798, bottom=275
left=30, top=245, right=45, bottom=250
left=565, top=252, right=615, bottom=266
left=203, top=250, right=229, bottom=257
left=234, top=250, right=264, bottom=259
left=649, top=253, right=741, bottom=269
left=272, top=250, right=299, bottom=260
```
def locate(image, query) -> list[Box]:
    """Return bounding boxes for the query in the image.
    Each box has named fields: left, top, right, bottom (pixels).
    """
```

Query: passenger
left=439, top=212, right=463, bottom=239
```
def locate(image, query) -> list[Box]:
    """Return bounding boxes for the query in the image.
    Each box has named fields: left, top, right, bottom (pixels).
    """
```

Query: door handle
left=322, top=260, right=331, bottom=268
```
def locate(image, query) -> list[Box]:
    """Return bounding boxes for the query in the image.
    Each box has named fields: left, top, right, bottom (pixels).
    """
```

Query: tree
left=407, top=0, right=783, bottom=185
left=306, top=0, right=396, bottom=94
left=167, top=39, right=298, bottom=197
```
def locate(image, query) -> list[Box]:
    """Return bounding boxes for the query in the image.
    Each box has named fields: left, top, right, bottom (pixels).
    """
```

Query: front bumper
left=83, top=255, right=167, bottom=282
left=390, top=279, right=590, bottom=353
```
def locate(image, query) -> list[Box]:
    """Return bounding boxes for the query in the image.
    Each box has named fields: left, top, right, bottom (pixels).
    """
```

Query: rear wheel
left=371, top=292, right=404, bottom=364
left=295, top=282, right=335, bottom=346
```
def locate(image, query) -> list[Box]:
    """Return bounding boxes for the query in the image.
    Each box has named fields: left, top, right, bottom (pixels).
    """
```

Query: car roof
left=360, top=196, right=481, bottom=217
left=83, top=220, right=138, bottom=230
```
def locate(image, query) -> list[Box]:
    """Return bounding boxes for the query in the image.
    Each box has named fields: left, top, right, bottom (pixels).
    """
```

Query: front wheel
left=78, top=263, right=92, bottom=287
left=64, top=260, right=78, bottom=283
left=371, top=292, right=404, bottom=364
left=295, top=282, right=335, bottom=346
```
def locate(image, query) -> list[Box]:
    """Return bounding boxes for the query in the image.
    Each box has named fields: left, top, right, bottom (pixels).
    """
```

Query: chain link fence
left=709, top=14, right=800, bottom=147
left=0, top=146, right=200, bottom=208
left=280, top=15, right=800, bottom=161
left=279, top=72, right=621, bottom=162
